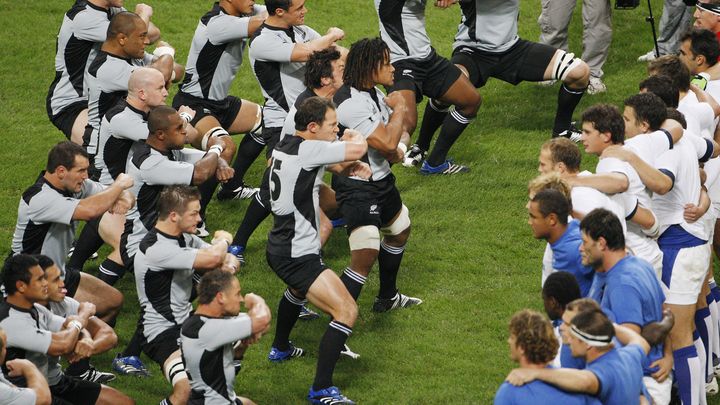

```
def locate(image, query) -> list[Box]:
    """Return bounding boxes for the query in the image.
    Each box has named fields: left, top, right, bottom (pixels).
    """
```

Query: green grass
left=0, top=0, right=713, bottom=403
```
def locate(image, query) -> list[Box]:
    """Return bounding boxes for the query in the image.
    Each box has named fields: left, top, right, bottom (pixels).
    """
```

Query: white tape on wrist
left=153, top=45, right=175, bottom=58
left=207, top=144, right=223, bottom=157
left=398, top=143, right=408, bottom=155
left=179, top=111, right=193, bottom=124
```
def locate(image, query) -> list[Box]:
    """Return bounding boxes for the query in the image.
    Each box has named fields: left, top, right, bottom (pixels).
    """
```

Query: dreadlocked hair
left=343, top=37, right=390, bottom=91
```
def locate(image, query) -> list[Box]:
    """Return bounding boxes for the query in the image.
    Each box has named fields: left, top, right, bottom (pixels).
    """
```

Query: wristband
left=69, top=320, right=83, bottom=332
left=398, top=142, right=408, bottom=155
left=207, top=144, right=223, bottom=157
left=179, top=111, right=193, bottom=124
left=153, top=45, right=175, bottom=58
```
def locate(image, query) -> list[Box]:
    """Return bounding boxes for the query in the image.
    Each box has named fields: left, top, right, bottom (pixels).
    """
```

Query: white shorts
left=644, top=374, right=672, bottom=405
left=665, top=244, right=711, bottom=305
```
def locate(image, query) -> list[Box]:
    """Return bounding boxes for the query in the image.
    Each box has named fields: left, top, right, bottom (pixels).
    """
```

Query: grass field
left=0, top=0, right=713, bottom=403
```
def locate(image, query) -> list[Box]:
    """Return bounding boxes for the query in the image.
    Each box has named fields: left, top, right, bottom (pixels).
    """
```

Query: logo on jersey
left=369, top=204, right=379, bottom=215
left=402, top=69, right=414, bottom=79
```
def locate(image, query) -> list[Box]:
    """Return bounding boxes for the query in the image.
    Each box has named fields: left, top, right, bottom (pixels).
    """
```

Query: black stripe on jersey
left=19, top=182, right=52, bottom=255
left=378, top=0, right=410, bottom=55
left=131, top=142, right=163, bottom=230
left=197, top=42, right=229, bottom=99
left=65, top=35, right=95, bottom=95
left=333, top=85, right=352, bottom=106
left=66, top=0, right=89, bottom=20
left=140, top=230, right=175, bottom=324
left=0, top=303, right=27, bottom=387
left=200, top=348, right=231, bottom=400
left=87, top=50, right=108, bottom=78
left=459, top=0, right=477, bottom=41
left=181, top=314, right=203, bottom=338
left=294, top=87, right=317, bottom=108
left=254, top=60, right=289, bottom=111
left=98, top=91, right=128, bottom=125
left=294, top=169, right=319, bottom=234
left=46, top=71, right=62, bottom=117
left=84, top=0, right=112, bottom=18
left=200, top=3, right=223, bottom=25
left=104, top=101, right=142, bottom=180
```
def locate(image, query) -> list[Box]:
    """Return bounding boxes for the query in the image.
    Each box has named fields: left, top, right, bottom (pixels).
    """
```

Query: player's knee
left=349, top=226, right=380, bottom=251
left=381, top=205, right=411, bottom=238
left=337, top=299, right=358, bottom=325
left=171, top=378, right=191, bottom=402
left=404, top=114, right=418, bottom=135
left=100, top=386, right=135, bottom=405
left=461, top=91, right=481, bottom=116
left=564, top=60, right=590, bottom=88
left=319, top=216, right=333, bottom=239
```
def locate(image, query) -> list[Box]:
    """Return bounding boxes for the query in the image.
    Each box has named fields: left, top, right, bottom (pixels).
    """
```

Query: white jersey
left=678, top=93, right=715, bottom=141
left=375, top=0, right=433, bottom=62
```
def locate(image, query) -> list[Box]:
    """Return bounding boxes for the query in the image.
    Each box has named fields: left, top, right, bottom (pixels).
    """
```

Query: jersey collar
left=125, top=100, right=149, bottom=120
left=38, top=172, right=74, bottom=198
left=85, top=1, right=112, bottom=19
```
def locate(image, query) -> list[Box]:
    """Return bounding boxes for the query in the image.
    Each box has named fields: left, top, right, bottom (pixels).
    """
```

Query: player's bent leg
left=319, top=210, right=333, bottom=247
left=347, top=226, right=380, bottom=277
left=163, top=350, right=190, bottom=405
left=71, top=109, right=89, bottom=146
left=96, top=385, right=135, bottom=405
left=306, top=270, right=358, bottom=327
left=437, top=73, right=481, bottom=118
left=319, top=183, right=339, bottom=218
left=228, top=100, right=262, bottom=135
left=393, top=89, right=419, bottom=136
left=543, top=49, right=589, bottom=88
left=74, top=273, right=123, bottom=323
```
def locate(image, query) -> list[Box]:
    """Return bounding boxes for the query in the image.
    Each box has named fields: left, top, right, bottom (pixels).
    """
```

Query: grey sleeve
left=79, top=179, right=106, bottom=198
left=207, top=14, right=252, bottom=44
left=141, top=155, right=195, bottom=186
left=2, top=316, right=52, bottom=355
left=302, top=25, right=321, bottom=41
left=146, top=241, right=199, bottom=271
left=199, top=315, right=253, bottom=351
left=188, top=235, right=211, bottom=249
left=177, top=148, right=206, bottom=165
left=112, top=113, right=149, bottom=141
left=73, top=11, right=109, bottom=42
left=99, top=64, right=133, bottom=93
left=27, top=189, right=80, bottom=225
left=0, top=382, right=37, bottom=405
left=337, top=100, right=381, bottom=138
left=34, top=304, right=66, bottom=333
left=299, top=140, right=347, bottom=168
left=249, top=32, right=294, bottom=62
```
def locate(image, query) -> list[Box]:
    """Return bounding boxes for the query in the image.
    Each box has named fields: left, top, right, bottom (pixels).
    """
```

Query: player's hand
left=326, top=27, right=345, bottom=41
left=221, top=253, right=240, bottom=274
left=683, top=203, right=706, bottom=223
left=213, top=230, right=233, bottom=245
left=110, top=191, right=134, bottom=215
left=215, top=160, right=235, bottom=183
left=505, top=368, right=537, bottom=386
left=134, top=3, right=153, bottom=19
left=245, top=293, right=271, bottom=335
left=340, top=129, right=365, bottom=143
left=73, top=338, right=94, bottom=360
left=178, top=105, right=196, bottom=120
left=434, top=0, right=458, bottom=8
left=388, top=147, right=404, bottom=164
left=5, top=359, right=35, bottom=377
left=77, top=302, right=97, bottom=320
left=650, top=354, right=673, bottom=382
left=113, top=173, right=134, bottom=190
left=600, top=145, right=633, bottom=162
left=385, top=92, right=407, bottom=113
left=349, top=162, right=372, bottom=179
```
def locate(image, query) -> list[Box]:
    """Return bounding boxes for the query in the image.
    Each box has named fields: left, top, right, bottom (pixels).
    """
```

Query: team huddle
left=9, top=0, right=719, bottom=403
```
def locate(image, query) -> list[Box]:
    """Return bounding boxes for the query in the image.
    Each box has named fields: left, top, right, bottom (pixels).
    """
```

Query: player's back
left=494, top=379, right=601, bottom=405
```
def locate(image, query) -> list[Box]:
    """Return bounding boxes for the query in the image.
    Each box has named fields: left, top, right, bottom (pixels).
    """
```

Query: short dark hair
left=531, top=188, right=571, bottom=226
left=46, top=141, right=88, bottom=173
left=571, top=309, right=615, bottom=345
left=580, top=104, right=625, bottom=144
left=624, top=92, right=667, bottom=131
left=304, top=47, right=341, bottom=89
left=148, top=105, right=178, bottom=134
left=266, top=0, right=292, bottom=15
left=666, top=108, right=687, bottom=129
left=542, top=137, right=581, bottom=171
left=344, top=38, right=390, bottom=90
left=648, top=55, right=691, bottom=92
left=509, top=310, right=559, bottom=365
left=107, top=11, right=142, bottom=40
left=157, top=185, right=201, bottom=221
left=197, top=270, right=236, bottom=305
left=2, top=255, right=39, bottom=296
left=33, top=255, right=54, bottom=271
left=542, top=272, right=582, bottom=309
left=681, top=28, right=720, bottom=67
left=639, top=75, right=679, bottom=108
left=579, top=208, right=625, bottom=251
left=295, top=97, right=335, bottom=131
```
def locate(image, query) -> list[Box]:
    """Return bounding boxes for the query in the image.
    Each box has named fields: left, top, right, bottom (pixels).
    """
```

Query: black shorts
left=266, top=253, right=326, bottom=297
left=172, top=91, right=242, bottom=130
left=49, top=100, right=87, bottom=139
left=64, top=266, right=81, bottom=298
left=143, top=325, right=181, bottom=366
left=50, top=374, right=102, bottom=405
left=263, top=126, right=283, bottom=159
left=451, top=39, right=557, bottom=88
left=332, top=173, right=403, bottom=233
left=119, top=219, right=135, bottom=274
left=388, top=48, right=462, bottom=103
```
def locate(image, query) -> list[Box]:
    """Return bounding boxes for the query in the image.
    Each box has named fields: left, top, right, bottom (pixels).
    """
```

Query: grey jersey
left=249, top=23, right=320, bottom=128
left=180, top=3, right=266, bottom=101
left=86, top=50, right=151, bottom=154
left=96, top=100, right=149, bottom=185
left=0, top=302, right=66, bottom=386
left=134, top=229, right=208, bottom=342
left=280, top=87, right=318, bottom=142
left=333, top=85, right=392, bottom=181
left=43, top=297, right=80, bottom=386
left=180, top=313, right=252, bottom=405
left=453, top=0, right=519, bottom=53
left=375, top=0, right=432, bottom=62
left=0, top=372, right=36, bottom=405
left=11, top=175, right=104, bottom=277
left=47, top=1, right=123, bottom=116
left=124, top=142, right=203, bottom=258
left=267, top=136, right=346, bottom=257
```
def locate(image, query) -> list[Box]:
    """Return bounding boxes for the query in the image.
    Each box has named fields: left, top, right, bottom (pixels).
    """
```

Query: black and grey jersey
left=86, top=50, right=152, bottom=154
left=249, top=23, right=320, bottom=128
left=11, top=175, right=104, bottom=278
left=96, top=100, right=149, bottom=185
left=280, top=87, right=318, bottom=143
left=453, top=0, right=519, bottom=53
left=267, top=136, right=346, bottom=258
left=124, top=142, right=203, bottom=258
left=333, top=84, right=392, bottom=182
left=180, top=314, right=252, bottom=405
left=180, top=3, right=266, bottom=101
left=375, top=0, right=432, bottom=62
left=43, top=297, right=80, bottom=386
left=46, top=1, right=124, bottom=117
left=135, top=228, right=208, bottom=342
left=0, top=302, right=66, bottom=386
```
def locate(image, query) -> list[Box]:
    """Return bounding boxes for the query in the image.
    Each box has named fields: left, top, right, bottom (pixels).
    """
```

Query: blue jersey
left=560, top=343, right=586, bottom=369
left=600, top=256, right=666, bottom=376
left=494, top=379, right=601, bottom=405
left=551, top=220, right=595, bottom=296
left=587, top=344, right=645, bottom=405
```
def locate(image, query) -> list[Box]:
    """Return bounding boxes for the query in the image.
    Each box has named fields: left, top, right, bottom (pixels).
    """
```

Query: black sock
left=272, top=289, right=304, bottom=351
left=426, top=109, right=472, bottom=166
left=97, top=259, right=125, bottom=286
left=223, top=133, right=265, bottom=190
left=232, top=194, right=270, bottom=246
left=65, top=357, right=90, bottom=376
left=312, top=320, right=352, bottom=391
left=340, top=267, right=366, bottom=301
left=198, top=177, right=219, bottom=219
left=121, top=319, right=145, bottom=357
left=378, top=240, right=405, bottom=299
left=553, top=84, right=586, bottom=135
left=160, top=397, right=175, bottom=405
left=68, top=218, right=104, bottom=270
left=417, top=100, right=449, bottom=152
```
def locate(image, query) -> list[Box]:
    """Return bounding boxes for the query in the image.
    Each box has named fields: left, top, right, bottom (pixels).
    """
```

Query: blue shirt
left=494, top=379, right=602, bottom=405
left=587, top=344, right=645, bottom=405
left=560, top=343, right=586, bottom=369
left=600, top=256, right=666, bottom=376
left=551, top=220, right=595, bottom=297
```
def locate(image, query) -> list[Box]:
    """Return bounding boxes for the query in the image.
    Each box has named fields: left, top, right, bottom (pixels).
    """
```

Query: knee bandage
left=551, top=51, right=583, bottom=82
left=381, top=205, right=410, bottom=236
left=251, top=105, right=263, bottom=134
left=201, top=126, right=230, bottom=150
left=164, top=355, right=188, bottom=386
left=348, top=225, right=380, bottom=251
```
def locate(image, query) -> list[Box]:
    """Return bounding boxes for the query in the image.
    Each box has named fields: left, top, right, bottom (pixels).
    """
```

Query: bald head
left=107, top=11, right=143, bottom=40
left=128, top=67, right=164, bottom=94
